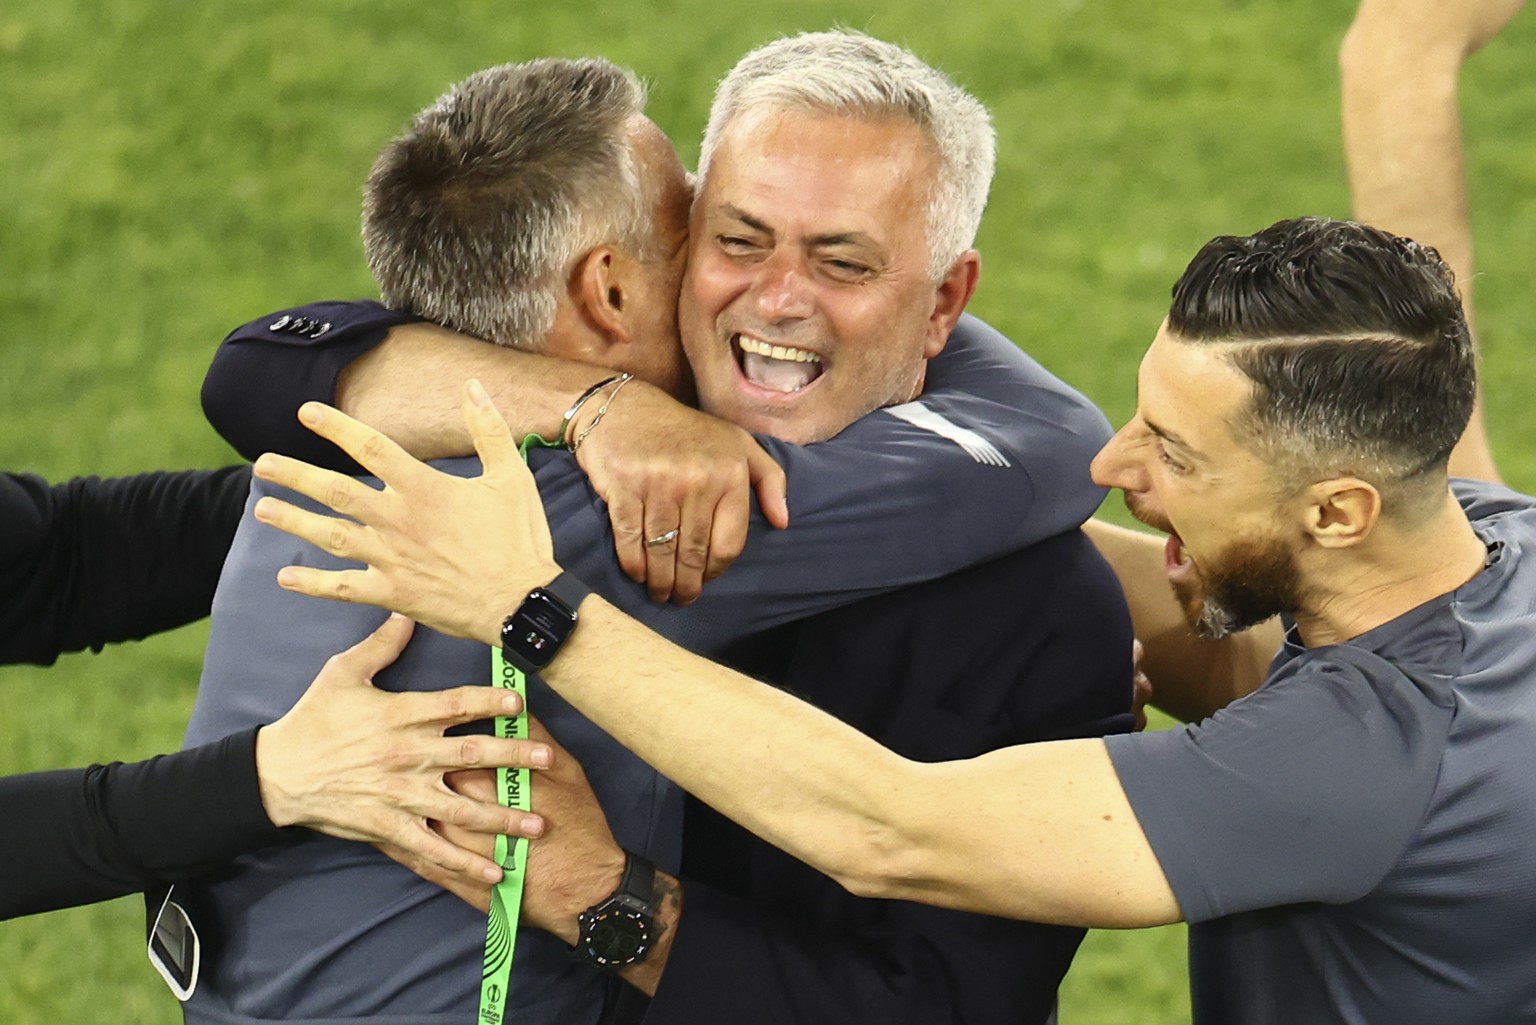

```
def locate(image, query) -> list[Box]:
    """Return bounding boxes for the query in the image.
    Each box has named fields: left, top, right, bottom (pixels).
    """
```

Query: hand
left=250, top=381, right=559, bottom=647
left=574, top=380, right=789, bottom=605
left=255, top=612, right=552, bottom=884
left=1131, top=638, right=1153, bottom=732
left=382, top=716, right=626, bottom=945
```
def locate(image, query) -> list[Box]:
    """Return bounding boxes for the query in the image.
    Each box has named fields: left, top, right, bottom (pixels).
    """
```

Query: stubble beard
left=1173, top=534, right=1301, bottom=640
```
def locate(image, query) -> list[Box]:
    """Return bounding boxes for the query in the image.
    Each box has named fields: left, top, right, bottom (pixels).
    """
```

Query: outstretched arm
left=249, top=390, right=1180, bottom=929
left=1340, top=0, right=1525, bottom=482
left=1, top=467, right=250, bottom=666
left=0, top=614, right=548, bottom=921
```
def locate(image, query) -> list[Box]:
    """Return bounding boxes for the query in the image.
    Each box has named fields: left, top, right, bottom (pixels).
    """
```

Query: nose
left=750, top=249, right=815, bottom=323
left=1089, top=420, right=1149, bottom=493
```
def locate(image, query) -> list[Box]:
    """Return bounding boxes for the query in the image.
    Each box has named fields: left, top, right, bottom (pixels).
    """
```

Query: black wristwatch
left=574, top=852, right=658, bottom=970
left=499, top=572, right=592, bottom=673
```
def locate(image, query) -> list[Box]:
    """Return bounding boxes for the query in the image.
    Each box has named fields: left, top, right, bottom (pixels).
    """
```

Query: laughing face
left=678, top=109, right=960, bottom=444
left=1091, top=325, right=1307, bottom=639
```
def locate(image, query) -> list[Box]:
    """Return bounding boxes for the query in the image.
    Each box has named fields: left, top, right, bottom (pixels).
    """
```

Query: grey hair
left=362, top=58, right=650, bottom=349
left=698, top=30, right=995, bottom=280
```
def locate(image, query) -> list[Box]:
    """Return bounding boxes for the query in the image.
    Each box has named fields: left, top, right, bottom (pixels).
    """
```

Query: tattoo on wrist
left=651, top=872, right=683, bottom=940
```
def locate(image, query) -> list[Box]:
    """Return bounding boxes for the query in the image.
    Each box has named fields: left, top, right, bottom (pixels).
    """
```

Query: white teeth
left=737, top=335, right=821, bottom=364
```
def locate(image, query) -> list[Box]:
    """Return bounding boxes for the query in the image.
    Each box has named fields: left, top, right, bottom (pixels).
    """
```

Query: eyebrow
left=1143, top=418, right=1208, bottom=462
left=720, top=205, right=772, bottom=234
left=718, top=205, right=876, bottom=250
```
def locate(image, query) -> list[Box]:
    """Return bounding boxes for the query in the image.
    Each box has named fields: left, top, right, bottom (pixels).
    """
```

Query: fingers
left=291, top=402, right=421, bottom=484
left=389, top=688, right=556, bottom=768
left=463, top=379, right=526, bottom=477
left=429, top=786, right=547, bottom=839
left=412, top=683, right=526, bottom=726
left=253, top=493, right=385, bottom=568
left=1130, top=638, right=1153, bottom=732
left=398, top=822, right=505, bottom=883
left=431, top=734, right=554, bottom=772
left=668, top=492, right=715, bottom=605
left=446, top=767, right=498, bottom=802
left=746, top=443, right=790, bottom=529
left=641, top=505, right=682, bottom=603
left=378, top=841, right=493, bottom=911
left=606, top=490, right=649, bottom=584
left=252, top=452, right=384, bottom=524
left=325, top=613, right=415, bottom=680
left=463, top=380, right=558, bottom=562
left=704, top=484, right=751, bottom=584
left=274, top=563, right=386, bottom=607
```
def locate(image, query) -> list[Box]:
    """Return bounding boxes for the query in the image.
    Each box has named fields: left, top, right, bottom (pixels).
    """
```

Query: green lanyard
left=479, top=646, right=530, bottom=1024
left=478, top=433, right=559, bottom=1025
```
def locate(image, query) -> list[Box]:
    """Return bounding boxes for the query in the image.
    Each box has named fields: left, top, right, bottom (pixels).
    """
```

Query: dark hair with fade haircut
left=1167, top=216, right=1475, bottom=517
left=362, top=58, right=648, bottom=349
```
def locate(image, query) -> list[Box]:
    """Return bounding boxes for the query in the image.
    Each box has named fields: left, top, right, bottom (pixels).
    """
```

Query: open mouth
left=1164, top=532, right=1196, bottom=583
left=733, top=333, right=824, bottom=394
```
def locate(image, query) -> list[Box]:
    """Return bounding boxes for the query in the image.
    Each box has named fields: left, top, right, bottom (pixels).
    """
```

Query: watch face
left=580, top=907, right=652, bottom=968
left=502, top=589, right=577, bottom=669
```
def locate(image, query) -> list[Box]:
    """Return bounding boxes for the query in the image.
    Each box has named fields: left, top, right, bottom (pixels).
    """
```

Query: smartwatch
left=499, top=572, right=592, bottom=673
left=574, top=852, right=658, bottom=970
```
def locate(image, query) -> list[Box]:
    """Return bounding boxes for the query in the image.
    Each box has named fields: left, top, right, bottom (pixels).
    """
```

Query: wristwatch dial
left=500, top=572, right=591, bottom=672
left=579, top=905, right=652, bottom=967
left=501, top=588, right=577, bottom=669
left=574, top=852, right=658, bottom=970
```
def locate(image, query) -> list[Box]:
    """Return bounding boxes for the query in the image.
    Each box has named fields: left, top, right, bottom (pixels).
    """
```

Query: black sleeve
left=0, top=727, right=285, bottom=921
left=0, top=466, right=251, bottom=666
left=639, top=533, right=1137, bottom=1025
left=201, top=300, right=425, bottom=469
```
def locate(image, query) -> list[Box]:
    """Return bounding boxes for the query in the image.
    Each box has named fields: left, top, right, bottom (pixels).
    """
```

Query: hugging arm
left=206, top=302, right=1106, bottom=632
left=202, top=300, right=786, bottom=602
left=0, top=467, right=250, bottom=666
left=0, top=730, right=280, bottom=920
left=201, top=301, right=616, bottom=470
left=0, top=615, right=546, bottom=920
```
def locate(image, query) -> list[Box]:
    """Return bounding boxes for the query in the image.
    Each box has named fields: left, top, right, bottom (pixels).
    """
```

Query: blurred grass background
left=1, top=1, right=1532, bottom=1021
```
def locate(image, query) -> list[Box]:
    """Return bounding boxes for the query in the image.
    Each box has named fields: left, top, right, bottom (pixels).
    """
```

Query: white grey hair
left=697, top=30, right=995, bottom=280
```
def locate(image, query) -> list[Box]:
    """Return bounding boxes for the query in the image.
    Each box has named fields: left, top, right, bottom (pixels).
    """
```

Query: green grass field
left=2, top=1, right=1533, bottom=1021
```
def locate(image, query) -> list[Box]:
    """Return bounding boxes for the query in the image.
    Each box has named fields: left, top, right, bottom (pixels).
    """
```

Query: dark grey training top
left=1109, top=478, right=1536, bottom=1025
left=180, top=314, right=1112, bottom=1025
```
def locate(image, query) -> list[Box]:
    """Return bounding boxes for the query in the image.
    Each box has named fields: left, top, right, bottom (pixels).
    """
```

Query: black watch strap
left=541, top=571, right=593, bottom=615
left=615, top=852, right=658, bottom=916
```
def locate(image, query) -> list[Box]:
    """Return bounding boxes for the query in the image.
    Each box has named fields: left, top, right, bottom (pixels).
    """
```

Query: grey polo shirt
left=1109, top=478, right=1536, bottom=1024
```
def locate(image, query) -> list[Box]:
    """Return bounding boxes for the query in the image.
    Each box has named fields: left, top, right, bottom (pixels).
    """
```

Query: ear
left=923, top=250, right=981, bottom=359
left=574, top=245, right=632, bottom=347
left=1302, top=477, right=1381, bottom=548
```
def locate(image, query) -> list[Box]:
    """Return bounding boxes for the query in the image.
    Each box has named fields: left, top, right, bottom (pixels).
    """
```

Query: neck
left=1290, top=487, right=1487, bottom=647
